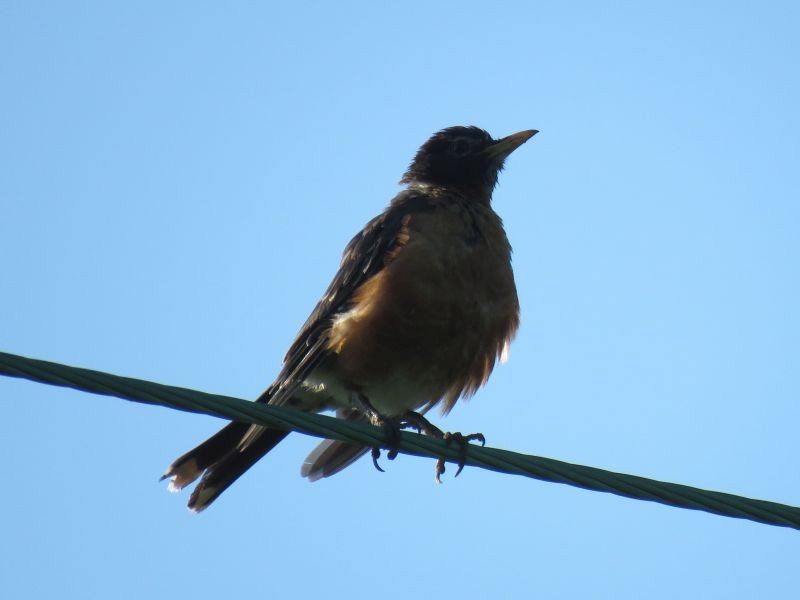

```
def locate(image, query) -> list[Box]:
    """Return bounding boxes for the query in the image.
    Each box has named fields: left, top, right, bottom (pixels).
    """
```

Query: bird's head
left=400, top=126, right=537, bottom=196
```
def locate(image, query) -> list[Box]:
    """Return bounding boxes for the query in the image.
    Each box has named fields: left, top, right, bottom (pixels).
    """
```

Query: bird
left=162, top=125, right=537, bottom=512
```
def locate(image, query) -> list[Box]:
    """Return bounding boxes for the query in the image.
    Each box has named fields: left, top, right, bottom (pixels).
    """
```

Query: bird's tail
left=301, top=410, right=369, bottom=481
left=161, top=421, right=289, bottom=513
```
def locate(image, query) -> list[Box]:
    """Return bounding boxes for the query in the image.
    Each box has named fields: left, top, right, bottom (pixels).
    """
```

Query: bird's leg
left=398, top=410, right=444, bottom=438
left=349, top=391, right=401, bottom=472
left=399, top=410, right=485, bottom=484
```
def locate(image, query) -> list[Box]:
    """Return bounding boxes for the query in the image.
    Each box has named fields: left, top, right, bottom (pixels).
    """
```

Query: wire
left=1, top=350, right=797, bottom=530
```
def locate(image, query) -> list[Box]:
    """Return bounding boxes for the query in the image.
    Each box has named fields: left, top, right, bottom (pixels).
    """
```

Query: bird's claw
left=371, top=417, right=403, bottom=472
left=352, top=392, right=403, bottom=473
left=371, top=447, right=385, bottom=472
left=435, top=431, right=485, bottom=483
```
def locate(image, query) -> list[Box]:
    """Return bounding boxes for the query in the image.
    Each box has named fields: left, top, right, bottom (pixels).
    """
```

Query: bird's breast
left=325, top=199, right=520, bottom=415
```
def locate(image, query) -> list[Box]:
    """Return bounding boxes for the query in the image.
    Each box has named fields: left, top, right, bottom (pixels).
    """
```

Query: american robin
left=162, top=125, right=537, bottom=511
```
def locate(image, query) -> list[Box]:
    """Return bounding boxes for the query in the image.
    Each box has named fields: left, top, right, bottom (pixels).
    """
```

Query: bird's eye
left=452, top=139, right=470, bottom=155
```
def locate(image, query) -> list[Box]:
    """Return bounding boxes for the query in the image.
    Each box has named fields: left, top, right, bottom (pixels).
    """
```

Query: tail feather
left=161, top=421, right=251, bottom=492
left=301, top=411, right=369, bottom=481
left=187, top=427, right=290, bottom=512
left=163, top=399, right=371, bottom=510
left=162, top=418, right=289, bottom=512
left=301, top=440, right=369, bottom=481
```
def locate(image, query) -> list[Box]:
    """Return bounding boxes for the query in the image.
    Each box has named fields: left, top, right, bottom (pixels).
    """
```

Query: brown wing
left=263, top=191, right=434, bottom=407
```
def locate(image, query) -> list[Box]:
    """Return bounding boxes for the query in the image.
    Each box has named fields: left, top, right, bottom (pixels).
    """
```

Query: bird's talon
left=380, top=420, right=403, bottom=463
left=435, top=459, right=446, bottom=484
left=437, top=430, right=485, bottom=480
left=371, top=447, right=385, bottom=473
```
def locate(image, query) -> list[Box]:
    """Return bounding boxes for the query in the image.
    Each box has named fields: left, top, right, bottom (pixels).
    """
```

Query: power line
left=1, top=350, right=797, bottom=530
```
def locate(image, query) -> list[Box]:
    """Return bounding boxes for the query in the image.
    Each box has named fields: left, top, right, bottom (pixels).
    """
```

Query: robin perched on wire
left=162, top=125, right=537, bottom=512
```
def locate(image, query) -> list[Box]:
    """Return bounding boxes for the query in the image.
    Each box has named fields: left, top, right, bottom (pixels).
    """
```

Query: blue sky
left=1, top=2, right=798, bottom=598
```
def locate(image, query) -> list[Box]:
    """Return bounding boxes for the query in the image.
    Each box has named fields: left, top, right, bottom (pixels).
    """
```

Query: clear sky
left=1, top=2, right=798, bottom=598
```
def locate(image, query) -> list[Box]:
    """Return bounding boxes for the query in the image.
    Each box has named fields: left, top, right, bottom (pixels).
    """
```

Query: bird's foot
left=350, top=392, right=403, bottom=472
left=370, top=418, right=404, bottom=471
left=397, top=410, right=485, bottom=482
left=349, top=395, right=485, bottom=479
left=379, top=410, right=445, bottom=462
left=434, top=431, right=486, bottom=484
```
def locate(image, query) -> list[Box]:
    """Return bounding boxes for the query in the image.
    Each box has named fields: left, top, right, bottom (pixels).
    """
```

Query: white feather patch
left=499, top=341, right=510, bottom=364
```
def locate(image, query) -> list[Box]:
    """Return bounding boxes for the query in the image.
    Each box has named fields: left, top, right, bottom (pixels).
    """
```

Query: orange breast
left=326, top=199, right=519, bottom=415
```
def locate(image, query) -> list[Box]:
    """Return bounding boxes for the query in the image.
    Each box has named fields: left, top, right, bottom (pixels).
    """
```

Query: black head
left=400, top=126, right=537, bottom=195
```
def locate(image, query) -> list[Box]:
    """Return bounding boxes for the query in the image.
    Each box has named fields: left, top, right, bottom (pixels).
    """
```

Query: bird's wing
left=265, top=191, right=433, bottom=407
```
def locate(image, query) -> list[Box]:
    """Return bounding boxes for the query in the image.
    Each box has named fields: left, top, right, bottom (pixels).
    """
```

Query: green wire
left=1, top=350, right=797, bottom=530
